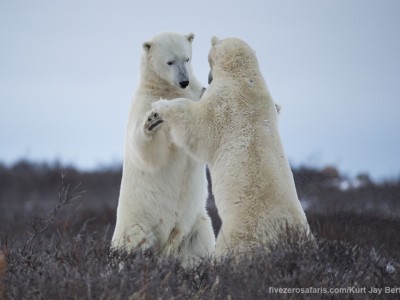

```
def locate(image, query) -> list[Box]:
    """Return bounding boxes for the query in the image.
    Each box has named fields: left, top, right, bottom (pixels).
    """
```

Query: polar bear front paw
left=145, top=112, right=163, bottom=133
left=151, top=99, right=171, bottom=116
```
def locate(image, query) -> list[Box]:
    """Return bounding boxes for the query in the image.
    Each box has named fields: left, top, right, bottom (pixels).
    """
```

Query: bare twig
left=26, top=173, right=85, bottom=247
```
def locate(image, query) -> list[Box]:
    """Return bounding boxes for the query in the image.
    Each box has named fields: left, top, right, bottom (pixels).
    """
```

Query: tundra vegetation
left=0, top=161, right=399, bottom=299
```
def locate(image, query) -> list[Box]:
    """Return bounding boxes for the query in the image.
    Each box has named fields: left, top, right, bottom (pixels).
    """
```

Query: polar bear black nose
left=179, top=81, right=189, bottom=88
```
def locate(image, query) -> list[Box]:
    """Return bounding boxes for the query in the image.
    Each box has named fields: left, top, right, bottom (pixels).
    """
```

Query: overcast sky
left=1, top=0, right=399, bottom=180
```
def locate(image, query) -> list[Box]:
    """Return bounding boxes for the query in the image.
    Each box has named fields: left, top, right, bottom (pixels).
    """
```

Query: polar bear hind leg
left=114, top=224, right=157, bottom=252
left=179, top=212, right=215, bottom=267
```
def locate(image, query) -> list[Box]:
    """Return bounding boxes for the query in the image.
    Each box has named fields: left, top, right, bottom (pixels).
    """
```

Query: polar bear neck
left=214, top=44, right=261, bottom=77
left=139, top=64, right=190, bottom=99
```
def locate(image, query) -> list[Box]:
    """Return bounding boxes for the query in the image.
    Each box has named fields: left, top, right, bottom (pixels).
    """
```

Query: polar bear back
left=205, top=37, right=309, bottom=254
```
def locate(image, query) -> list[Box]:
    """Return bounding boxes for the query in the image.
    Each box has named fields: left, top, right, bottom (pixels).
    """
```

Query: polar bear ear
left=142, top=41, right=152, bottom=53
left=186, top=33, right=195, bottom=43
left=211, top=36, right=221, bottom=46
left=275, top=103, right=282, bottom=115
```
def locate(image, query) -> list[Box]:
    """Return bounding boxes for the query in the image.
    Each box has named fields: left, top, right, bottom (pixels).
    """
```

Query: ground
left=0, top=161, right=399, bottom=299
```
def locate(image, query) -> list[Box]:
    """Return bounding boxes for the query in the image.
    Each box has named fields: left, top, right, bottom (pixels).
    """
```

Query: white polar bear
left=151, top=37, right=311, bottom=257
left=111, top=32, right=215, bottom=266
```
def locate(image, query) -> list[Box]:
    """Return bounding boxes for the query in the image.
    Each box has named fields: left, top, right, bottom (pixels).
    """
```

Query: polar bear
left=111, top=32, right=215, bottom=266
left=150, top=37, right=311, bottom=257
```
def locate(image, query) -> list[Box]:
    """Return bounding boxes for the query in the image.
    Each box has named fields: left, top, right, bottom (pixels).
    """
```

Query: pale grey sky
left=1, top=0, right=399, bottom=180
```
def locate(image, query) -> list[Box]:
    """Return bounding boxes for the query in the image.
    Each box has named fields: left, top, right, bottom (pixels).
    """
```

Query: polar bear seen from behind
left=111, top=32, right=215, bottom=266
left=151, top=37, right=311, bottom=257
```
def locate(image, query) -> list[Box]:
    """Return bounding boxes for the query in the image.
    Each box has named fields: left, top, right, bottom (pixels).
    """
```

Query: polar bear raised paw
left=145, top=111, right=163, bottom=132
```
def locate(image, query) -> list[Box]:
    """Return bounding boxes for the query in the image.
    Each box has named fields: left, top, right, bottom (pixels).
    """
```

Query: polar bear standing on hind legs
left=111, top=32, right=215, bottom=266
left=151, top=36, right=311, bottom=257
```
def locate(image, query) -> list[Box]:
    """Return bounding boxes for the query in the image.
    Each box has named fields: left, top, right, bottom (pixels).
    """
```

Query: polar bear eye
left=167, top=61, right=174, bottom=66
left=185, top=58, right=190, bottom=62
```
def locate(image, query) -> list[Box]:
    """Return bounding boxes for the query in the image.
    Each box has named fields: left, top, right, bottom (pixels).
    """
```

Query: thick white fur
left=111, top=32, right=215, bottom=266
left=151, top=37, right=310, bottom=257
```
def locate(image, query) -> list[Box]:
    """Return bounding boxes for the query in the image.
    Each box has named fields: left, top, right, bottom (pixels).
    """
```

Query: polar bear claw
left=146, top=112, right=163, bottom=132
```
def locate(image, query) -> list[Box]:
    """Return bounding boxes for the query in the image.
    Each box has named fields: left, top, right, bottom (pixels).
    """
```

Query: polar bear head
left=208, top=36, right=260, bottom=83
left=142, top=32, right=195, bottom=89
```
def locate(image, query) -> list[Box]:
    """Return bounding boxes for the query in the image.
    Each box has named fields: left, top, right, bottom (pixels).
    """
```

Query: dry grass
left=0, top=161, right=399, bottom=299
left=0, top=248, right=6, bottom=299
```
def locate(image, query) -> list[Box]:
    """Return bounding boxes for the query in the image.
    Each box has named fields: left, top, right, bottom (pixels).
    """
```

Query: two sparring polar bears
left=111, top=32, right=215, bottom=266
left=151, top=37, right=310, bottom=257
